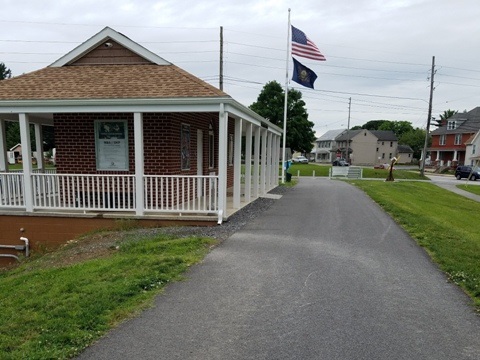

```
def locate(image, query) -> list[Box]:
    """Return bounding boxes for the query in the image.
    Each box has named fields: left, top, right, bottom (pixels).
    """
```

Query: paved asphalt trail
left=78, top=178, right=480, bottom=360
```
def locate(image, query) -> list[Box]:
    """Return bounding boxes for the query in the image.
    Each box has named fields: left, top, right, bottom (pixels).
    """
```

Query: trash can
left=286, top=172, right=292, bottom=182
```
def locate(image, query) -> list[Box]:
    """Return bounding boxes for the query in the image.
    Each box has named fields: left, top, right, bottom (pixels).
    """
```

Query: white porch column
left=274, top=135, right=280, bottom=186
left=19, top=114, right=34, bottom=212
left=453, top=150, right=458, bottom=162
left=218, top=104, right=228, bottom=222
left=244, top=122, right=252, bottom=203
left=233, top=118, right=243, bottom=209
left=34, top=123, right=44, bottom=171
left=270, top=134, right=277, bottom=187
left=134, top=112, right=144, bottom=216
left=253, top=125, right=260, bottom=199
left=260, top=128, right=267, bottom=196
left=0, top=120, right=8, bottom=171
left=266, top=131, right=273, bottom=191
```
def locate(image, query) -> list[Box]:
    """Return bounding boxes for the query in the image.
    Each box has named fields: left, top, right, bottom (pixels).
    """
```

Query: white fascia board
left=0, top=97, right=231, bottom=114
left=50, top=27, right=170, bottom=67
left=224, top=100, right=283, bottom=135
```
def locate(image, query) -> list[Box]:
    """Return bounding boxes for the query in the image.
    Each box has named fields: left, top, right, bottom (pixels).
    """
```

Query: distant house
left=429, top=107, right=480, bottom=166
left=333, top=129, right=398, bottom=165
left=397, top=145, right=414, bottom=164
left=8, top=143, right=22, bottom=163
left=313, top=129, right=344, bottom=163
left=465, top=130, right=480, bottom=166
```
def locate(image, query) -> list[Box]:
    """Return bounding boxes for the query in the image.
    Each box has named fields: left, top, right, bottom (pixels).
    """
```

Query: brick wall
left=53, top=111, right=235, bottom=187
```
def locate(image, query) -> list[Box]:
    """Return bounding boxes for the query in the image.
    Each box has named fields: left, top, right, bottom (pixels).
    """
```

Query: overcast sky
left=2, top=0, right=480, bottom=136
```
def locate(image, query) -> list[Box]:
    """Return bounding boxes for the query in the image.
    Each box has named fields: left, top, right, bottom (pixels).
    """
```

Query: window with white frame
left=439, top=135, right=446, bottom=145
left=454, top=133, right=462, bottom=145
left=447, top=121, right=456, bottom=130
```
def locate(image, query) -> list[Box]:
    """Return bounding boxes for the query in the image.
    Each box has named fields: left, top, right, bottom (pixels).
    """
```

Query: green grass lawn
left=457, top=184, right=480, bottom=196
left=352, top=180, right=480, bottom=310
left=0, top=233, right=217, bottom=359
left=6, top=164, right=56, bottom=171
left=286, top=163, right=428, bottom=180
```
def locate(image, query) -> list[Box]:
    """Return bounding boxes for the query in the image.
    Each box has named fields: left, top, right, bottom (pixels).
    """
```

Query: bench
left=329, top=166, right=363, bottom=179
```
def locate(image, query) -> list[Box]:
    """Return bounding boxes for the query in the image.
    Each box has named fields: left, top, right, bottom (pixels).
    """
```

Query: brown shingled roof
left=0, top=64, right=228, bottom=100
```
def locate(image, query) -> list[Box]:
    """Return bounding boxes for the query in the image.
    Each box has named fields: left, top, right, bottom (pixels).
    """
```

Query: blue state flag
left=292, top=57, right=317, bottom=89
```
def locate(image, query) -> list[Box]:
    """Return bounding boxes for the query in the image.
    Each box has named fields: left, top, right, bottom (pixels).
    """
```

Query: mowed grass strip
left=0, top=234, right=217, bottom=359
left=457, top=184, right=480, bottom=196
left=286, top=163, right=428, bottom=180
left=352, top=181, right=480, bottom=310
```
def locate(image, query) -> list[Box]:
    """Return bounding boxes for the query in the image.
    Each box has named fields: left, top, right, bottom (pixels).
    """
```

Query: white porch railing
left=0, top=172, right=25, bottom=208
left=0, top=172, right=219, bottom=215
left=144, top=175, right=218, bottom=214
left=32, top=173, right=136, bottom=211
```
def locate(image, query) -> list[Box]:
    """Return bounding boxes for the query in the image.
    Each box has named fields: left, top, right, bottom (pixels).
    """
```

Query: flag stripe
left=291, top=25, right=326, bottom=61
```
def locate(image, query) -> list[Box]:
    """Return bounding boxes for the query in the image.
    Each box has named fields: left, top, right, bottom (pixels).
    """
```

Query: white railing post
left=134, top=113, right=144, bottom=215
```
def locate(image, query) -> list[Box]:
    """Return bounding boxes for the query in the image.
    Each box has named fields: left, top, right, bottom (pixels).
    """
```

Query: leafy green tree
left=361, top=120, right=388, bottom=130
left=398, top=128, right=428, bottom=160
left=250, top=81, right=316, bottom=154
left=358, top=119, right=414, bottom=139
left=432, top=109, right=458, bottom=127
left=5, top=122, right=54, bottom=151
left=378, top=120, right=414, bottom=139
left=5, top=122, right=20, bottom=149
left=0, top=62, right=12, bottom=80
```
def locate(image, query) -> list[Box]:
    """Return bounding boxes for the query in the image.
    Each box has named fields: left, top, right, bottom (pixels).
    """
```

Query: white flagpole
left=281, top=8, right=291, bottom=184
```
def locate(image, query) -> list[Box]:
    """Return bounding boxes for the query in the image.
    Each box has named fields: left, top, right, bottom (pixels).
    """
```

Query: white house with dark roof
left=313, top=129, right=344, bottom=163
left=0, top=27, right=282, bottom=255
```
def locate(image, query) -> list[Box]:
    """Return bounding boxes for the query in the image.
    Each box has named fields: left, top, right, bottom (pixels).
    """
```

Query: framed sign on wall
left=95, top=120, right=129, bottom=171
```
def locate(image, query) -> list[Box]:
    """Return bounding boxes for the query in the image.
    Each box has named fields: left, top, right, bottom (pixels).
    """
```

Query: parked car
left=455, top=165, right=479, bottom=180
left=292, top=156, right=309, bottom=164
left=332, top=159, right=349, bottom=166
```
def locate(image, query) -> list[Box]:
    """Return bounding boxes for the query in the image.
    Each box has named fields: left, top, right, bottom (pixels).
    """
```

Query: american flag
left=291, top=25, right=326, bottom=61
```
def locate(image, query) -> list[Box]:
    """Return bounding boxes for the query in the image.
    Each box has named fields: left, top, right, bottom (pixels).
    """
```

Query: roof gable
left=316, top=129, right=345, bottom=141
left=371, top=130, right=397, bottom=141
left=397, top=145, right=413, bottom=153
left=50, top=27, right=170, bottom=67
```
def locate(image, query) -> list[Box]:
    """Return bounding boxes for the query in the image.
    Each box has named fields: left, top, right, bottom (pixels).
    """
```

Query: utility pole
left=219, top=26, right=223, bottom=91
left=345, top=97, right=351, bottom=163
left=420, top=56, right=435, bottom=177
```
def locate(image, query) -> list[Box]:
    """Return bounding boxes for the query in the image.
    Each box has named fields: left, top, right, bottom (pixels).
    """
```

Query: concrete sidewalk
left=428, top=173, right=480, bottom=203
left=78, top=178, right=480, bottom=360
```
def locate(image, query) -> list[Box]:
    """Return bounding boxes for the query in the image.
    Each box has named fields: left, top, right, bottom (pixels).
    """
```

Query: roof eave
left=0, top=96, right=282, bottom=135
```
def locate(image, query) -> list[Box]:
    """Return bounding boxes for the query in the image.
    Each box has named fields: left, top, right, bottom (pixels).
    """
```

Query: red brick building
left=429, top=107, right=480, bottom=167
left=0, top=27, right=281, bottom=257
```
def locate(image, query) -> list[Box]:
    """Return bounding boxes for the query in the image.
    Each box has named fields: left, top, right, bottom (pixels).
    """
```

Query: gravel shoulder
left=46, top=186, right=292, bottom=267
